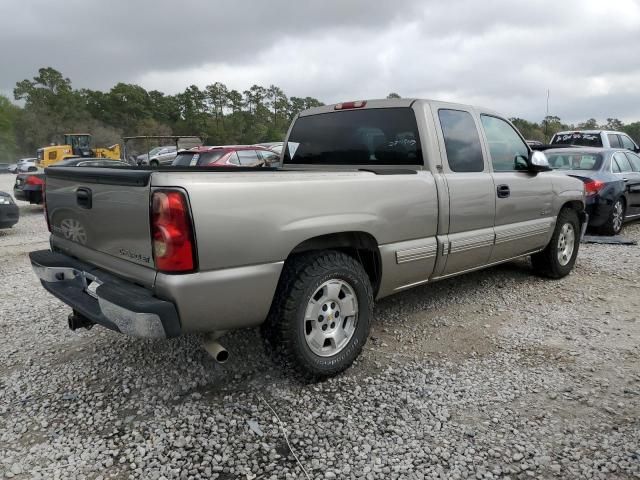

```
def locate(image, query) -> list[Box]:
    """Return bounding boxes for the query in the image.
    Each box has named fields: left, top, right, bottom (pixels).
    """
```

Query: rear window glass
left=552, top=132, right=603, bottom=147
left=547, top=153, right=603, bottom=170
left=284, top=108, right=422, bottom=165
left=173, top=151, right=227, bottom=166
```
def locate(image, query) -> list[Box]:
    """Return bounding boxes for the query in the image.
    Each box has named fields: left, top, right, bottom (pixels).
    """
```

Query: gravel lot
left=0, top=172, right=638, bottom=480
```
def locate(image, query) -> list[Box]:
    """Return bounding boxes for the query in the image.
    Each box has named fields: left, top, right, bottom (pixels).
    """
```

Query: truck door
left=432, top=107, right=496, bottom=276
left=479, top=115, right=554, bottom=263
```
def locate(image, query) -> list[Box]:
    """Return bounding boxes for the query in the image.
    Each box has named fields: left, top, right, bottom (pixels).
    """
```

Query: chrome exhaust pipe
left=203, top=333, right=229, bottom=364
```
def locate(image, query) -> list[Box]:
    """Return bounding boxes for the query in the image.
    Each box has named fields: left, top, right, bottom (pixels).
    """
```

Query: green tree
left=0, top=95, right=19, bottom=161
left=510, top=118, right=545, bottom=141
left=605, top=118, right=624, bottom=131
left=387, top=92, right=401, bottom=99
left=578, top=118, right=599, bottom=129
left=622, top=122, right=640, bottom=144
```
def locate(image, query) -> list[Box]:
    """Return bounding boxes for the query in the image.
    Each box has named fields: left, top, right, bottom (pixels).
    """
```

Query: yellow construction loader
left=36, top=134, right=121, bottom=167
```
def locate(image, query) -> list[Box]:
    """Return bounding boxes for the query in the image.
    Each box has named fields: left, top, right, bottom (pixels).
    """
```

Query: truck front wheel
left=263, top=250, right=373, bottom=380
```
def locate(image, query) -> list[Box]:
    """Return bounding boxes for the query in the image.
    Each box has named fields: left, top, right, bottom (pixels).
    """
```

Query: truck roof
left=299, top=98, right=500, bottom=118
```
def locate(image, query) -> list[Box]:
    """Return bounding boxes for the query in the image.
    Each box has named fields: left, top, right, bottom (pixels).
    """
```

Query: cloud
left=1, top=0, right=639, bottom=123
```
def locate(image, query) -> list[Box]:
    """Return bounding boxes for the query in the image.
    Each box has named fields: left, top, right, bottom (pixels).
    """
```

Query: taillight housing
left=26, top=175, right=44, bottom=186
left=151, top=190, right=196, bottom=273
left=584, top=179, right=604, bottom=196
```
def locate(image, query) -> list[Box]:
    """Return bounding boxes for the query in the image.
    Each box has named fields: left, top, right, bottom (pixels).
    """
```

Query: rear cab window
left=284, top=107, right=422, bottom=165
left=552, top=132, right=603, bottom=147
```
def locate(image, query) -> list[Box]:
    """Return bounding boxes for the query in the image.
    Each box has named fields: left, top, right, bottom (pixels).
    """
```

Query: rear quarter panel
left=151, top=170, right=439, bottom=272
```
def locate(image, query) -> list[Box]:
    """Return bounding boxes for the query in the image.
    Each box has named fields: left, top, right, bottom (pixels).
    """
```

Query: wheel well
left=561, top=200, right=583, bottom=213
left=289, top=232, right=382, bottom=295
left=560, top=200, right=587, bottom=226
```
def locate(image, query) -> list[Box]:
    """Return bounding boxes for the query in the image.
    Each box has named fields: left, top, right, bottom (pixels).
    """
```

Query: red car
left=172, top=145, right=279, bottom=168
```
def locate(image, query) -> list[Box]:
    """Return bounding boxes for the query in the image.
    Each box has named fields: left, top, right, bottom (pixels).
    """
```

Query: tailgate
left=45, top=168, right=155, bottom=268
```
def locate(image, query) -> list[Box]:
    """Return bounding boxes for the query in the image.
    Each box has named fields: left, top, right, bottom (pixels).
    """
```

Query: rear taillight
left=26, top=175, right=44, bottom=186
left=151, top=190, right=196, bottom=273
left=584, top=179, right=604, bottom=196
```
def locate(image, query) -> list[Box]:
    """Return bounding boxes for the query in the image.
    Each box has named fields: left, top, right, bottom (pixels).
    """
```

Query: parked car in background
left=526, top=140, right=543, bottom=148
left=14, top=158, right=127, bottom=205
left=18, top=160, right=41, bottom=173
left=8, top=158, right=38, bottom=174
left=13, top=172, right=45, bottom=204
left=172, top=145, right=279, bottom=167
left=256, top=142, right=284, bottom=155
left=49, top=158, right=128, bottom=168
left=551, top=130, right=640, bottom=152
left=546, top=147, right=640, bottom=235
left=0, top=192, right=19, bottom=228
left=138, top=146, right=178, bottom=166
left=31, top=98, right=586, bottom=378
left=136, top=146, right=163, bottom=164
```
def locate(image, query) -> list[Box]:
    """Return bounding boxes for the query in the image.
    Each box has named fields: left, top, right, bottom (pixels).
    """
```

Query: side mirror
left=528, top=150, right=552, bottom=172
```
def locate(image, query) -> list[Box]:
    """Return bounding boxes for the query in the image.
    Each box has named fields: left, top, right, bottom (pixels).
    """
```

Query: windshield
left=284, top=108, right=423, bottom=165
left=547, top=152, right=603, bottom=170
left=172, top=151, right=228, bottom=166
left=552, top=132, right=603, bottom=147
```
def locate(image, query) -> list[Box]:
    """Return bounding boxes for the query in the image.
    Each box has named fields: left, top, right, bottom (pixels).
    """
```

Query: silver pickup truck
left=31, top=98, right=586, bottom=378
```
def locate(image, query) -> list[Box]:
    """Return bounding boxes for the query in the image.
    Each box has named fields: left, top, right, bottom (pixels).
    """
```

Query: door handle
left=623, top=177, right=629, bottom=182
left=76, top=187, right=92, bottom=209
left=496, top=184, right=510, bottom=198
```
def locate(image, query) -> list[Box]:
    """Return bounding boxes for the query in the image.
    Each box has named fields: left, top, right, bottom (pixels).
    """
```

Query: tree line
left=511, top=116, right=640, bottom=145
left=1, top=67, right=324, bottom=159
left=1, top=67, right=639, bottom=161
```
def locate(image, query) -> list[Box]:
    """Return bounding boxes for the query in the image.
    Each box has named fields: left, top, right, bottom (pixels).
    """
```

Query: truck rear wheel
left=263, top=250, right=373, bottom=380
left=531, top=208, right=580, bottom=279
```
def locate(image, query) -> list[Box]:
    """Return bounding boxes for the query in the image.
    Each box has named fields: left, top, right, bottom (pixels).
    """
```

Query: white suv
left=551, top=130, right=639, bottom=152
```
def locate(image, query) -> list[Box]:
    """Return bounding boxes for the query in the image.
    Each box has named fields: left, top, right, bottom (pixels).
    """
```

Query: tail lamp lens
left=26, top=175, right=44, bottom=186
left=584, top=179, right=604, bottom=196
left=151, top=190, right=196, bottom=272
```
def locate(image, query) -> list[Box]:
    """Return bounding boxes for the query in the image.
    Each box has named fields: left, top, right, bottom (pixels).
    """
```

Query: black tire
left=149, top=160, right=159, bottom=167
left=531, top=208, right=581, bottom=279
left=599, top=197, right=625, bottom=236
left=262, top=250, right=373, bottom=380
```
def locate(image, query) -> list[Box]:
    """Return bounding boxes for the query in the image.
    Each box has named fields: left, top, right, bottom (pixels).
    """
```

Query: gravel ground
left=0, top=173, right=638, bottom=480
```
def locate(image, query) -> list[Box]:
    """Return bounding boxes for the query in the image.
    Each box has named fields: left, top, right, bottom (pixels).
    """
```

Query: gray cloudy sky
left=2, top=0, right=639, bottom=123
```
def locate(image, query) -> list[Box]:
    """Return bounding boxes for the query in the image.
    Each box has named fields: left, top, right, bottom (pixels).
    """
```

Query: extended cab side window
left=438, top=109, right=484, bottom=172
left=480, top=115, right=529, bottom=171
